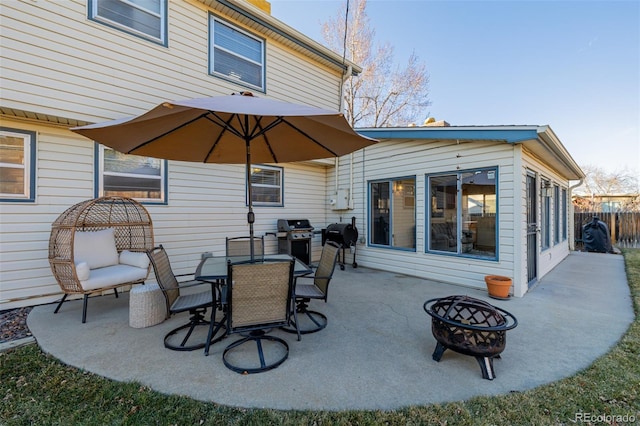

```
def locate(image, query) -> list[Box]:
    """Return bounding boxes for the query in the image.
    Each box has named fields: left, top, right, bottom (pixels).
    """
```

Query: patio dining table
left=195, top=253, right=312, bottom=281
left=195, top=253, right=312, bottom=355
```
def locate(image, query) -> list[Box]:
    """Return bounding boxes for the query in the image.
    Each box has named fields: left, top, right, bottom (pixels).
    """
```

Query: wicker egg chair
left=49, top=196, right=154, bottom=323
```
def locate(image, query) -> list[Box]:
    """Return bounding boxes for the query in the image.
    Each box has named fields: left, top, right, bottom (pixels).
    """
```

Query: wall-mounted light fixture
left=542, top=181, right=553, bottom=197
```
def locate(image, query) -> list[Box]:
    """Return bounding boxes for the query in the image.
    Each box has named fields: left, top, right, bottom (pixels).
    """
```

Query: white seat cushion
left=74, top=228, right=119, bottom=270
left=80, top=264, right=148, bottom=291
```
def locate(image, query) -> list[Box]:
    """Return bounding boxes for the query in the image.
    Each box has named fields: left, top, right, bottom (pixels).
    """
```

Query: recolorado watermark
left=574, top=411, right=637, bottom=424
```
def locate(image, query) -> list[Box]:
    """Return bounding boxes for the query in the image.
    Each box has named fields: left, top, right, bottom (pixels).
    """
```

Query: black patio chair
left=283, top=240, right=341, bottom=340
left=223, top=258, right=295, bottom=374
left=147, top=245, right=223, bottom=352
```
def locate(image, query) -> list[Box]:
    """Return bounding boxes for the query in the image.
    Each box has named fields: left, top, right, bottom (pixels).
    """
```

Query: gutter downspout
left=335, top=64, right=353, bottom=206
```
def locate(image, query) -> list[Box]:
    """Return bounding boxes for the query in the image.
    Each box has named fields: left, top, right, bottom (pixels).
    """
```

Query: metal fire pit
left=423, top=295, right=518, bottom=380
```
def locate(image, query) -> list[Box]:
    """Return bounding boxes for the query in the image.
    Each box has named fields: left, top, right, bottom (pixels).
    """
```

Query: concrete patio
left=27, top=251, right=633, bottom=411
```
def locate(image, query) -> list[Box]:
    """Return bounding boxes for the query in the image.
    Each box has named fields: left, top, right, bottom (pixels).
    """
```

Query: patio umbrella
left=71, top=92, right=377, bottom=258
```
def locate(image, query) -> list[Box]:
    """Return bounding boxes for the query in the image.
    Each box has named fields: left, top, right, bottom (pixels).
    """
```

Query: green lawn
left=2, top=249, right=639, bottom=425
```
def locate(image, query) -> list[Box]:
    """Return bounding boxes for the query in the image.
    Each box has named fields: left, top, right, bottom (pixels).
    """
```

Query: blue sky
left=269, top=0, right=639, bottom=176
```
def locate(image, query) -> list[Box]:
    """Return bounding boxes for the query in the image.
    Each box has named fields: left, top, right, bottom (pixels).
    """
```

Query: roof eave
left=201, top=0, right=362, bottom=76
left=357, top=125, right=585, bottom=181
left=534, top=125, right=585, bottom=180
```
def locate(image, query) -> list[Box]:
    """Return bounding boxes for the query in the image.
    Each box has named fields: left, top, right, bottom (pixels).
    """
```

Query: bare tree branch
left=574, top=165, right=639, bottom=195
left=321, top=0, right=431, bottom=127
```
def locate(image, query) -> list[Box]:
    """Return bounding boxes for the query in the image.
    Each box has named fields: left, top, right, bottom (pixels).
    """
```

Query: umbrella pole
left=245, top=136, right=255, bottom=260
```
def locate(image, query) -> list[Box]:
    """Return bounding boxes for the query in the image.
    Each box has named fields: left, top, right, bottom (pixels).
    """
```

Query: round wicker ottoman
left=129, top=283, right=167, bottom=328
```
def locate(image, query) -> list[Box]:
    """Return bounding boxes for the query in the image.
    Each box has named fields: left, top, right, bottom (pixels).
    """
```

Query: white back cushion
left=74, top=228, right=119, bottom=269
left=119, top=250, right=150, bottom=269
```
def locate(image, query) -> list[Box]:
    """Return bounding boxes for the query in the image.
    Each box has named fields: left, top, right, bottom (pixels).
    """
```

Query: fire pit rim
left=423, top=295, right=518, bottom=332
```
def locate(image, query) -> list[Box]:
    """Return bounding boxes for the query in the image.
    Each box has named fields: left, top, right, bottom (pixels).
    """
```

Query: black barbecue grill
left=277, top=219, right=314, bottom=266
left=323, top=216, right=358, bottom=270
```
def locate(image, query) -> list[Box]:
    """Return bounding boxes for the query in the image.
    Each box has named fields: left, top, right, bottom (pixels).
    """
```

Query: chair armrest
left=175, top=272, right=195, bottom=279
left=175, top=279, right=214, bottom=290
left=296, top=274, right=331, bottom=283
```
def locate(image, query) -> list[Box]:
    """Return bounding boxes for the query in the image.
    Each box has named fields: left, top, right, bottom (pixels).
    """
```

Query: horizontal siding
left=328, top=139, right=518, bottom=291
left=0, top=119, right=96, bottom=308
left=1, top=0, right=344, bottom=123
left=145, top=161, right=329, bottom=273
left=0, top=120, right=574, bottom=307
left=0, top=0, right=344, bottom=308
left=266, top=44, right=341, bottom=110
left=522, top=149, right=571, bottom=281
left=0, top=118, right=330, bottom=308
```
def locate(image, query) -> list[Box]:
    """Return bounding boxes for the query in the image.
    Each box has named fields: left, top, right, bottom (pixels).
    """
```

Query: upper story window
left=210, top=16, right=265, bottom=91
left=89, top=0, right=168, bottom=46
left=250, top=164, right=282, bottom=206
left=369, top=177, right=416, bottom=250
left=428, top=168, right=497, bottom=259
left=0, top=128, right=36, bottom=202
left=97, top=145, right=167, bottom=203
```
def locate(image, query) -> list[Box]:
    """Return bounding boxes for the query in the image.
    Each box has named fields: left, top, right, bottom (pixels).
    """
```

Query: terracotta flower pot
left=484, top=275, right=512, bottom=299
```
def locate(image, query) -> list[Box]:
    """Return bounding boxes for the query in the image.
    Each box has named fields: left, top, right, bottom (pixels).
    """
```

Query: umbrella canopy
left=71, top=92, right=377, bottom=258
left=71, top=92, right=375, bottom=163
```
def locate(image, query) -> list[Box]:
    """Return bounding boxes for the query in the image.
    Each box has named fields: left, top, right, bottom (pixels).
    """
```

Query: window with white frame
left=369, top=177, right=416, bottom=250
left=210, top=16, right=265, bottom=91
left=89, top=0, right=167, bottom=45
left=98, top=146, right=166, bottom=203
left=250, top=164, right=282, bottom=206
left=428, top=168, right=497, bottom=259
left=0, top=128, right=35, bottom=202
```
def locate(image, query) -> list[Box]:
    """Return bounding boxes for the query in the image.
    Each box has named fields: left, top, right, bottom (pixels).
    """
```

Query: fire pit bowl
left=423, top=295, right=518, bottom=380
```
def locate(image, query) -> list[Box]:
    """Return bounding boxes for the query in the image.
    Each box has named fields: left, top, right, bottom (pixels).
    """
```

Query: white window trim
left=210, top=15, right=265, bottom=91
left=249, top=164, right=283, bottom=207
left=97, top=145, right=167, bottom=204
left=0, top=128, right=35, bottom=202
left=89, top=0, right=168, bottom=45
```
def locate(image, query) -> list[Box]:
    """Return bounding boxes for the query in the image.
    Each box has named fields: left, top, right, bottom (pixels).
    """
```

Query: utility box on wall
left=331, top=188, right=350, bottom=210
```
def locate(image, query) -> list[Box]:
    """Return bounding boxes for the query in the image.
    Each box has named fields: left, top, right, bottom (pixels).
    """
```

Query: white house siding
left=0, top=0, right=349, bottom=308
left=521, top=149, right=571, bottom=284
left=327, top=138, right=520, bottom=294
left=143, top=160, right=329, bottom=275
left=0, top=114, right=329, bottom=309
left=0, top=118, right=98, bottom=308
left=0, top=0, right=344, bottom=124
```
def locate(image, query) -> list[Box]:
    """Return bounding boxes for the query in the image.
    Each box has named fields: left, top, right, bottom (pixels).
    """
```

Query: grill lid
left=325, top=223, right=358, bottom=246
left=277, top=219, right=314, bottom=232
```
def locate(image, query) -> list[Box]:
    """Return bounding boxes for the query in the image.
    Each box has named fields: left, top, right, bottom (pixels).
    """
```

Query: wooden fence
left=574, top=212, right=640, bottom=249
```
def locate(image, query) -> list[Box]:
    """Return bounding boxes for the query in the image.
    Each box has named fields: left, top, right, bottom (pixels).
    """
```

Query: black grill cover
left=582, top=217, right=612, bottom=253
left=325, top=223, right=358, bottom=247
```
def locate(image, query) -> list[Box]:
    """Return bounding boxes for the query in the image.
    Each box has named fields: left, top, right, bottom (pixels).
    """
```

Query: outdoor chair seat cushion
left=170, top=289, right=213, bottom=313
left=80, top=264, right=148, bottom=291
left=294, top=283, right=325, bottom=299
